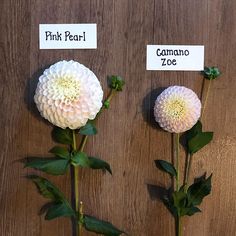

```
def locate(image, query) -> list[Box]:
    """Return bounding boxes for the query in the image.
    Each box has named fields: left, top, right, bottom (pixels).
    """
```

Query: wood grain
left=0, top=0, right=235, bottom=235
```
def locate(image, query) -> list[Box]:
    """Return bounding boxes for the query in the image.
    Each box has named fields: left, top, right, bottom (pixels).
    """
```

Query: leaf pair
left=155, top=121, right=213, bottom=178
left=25, top=146, right=71, bottom=175
left=25, top=157, right=70, bottom=175
left=25, top=146, right=71, bottom=174
left=28, top=175, right=75, bottom=220
left=28, top=175, right=124, bottom=235
left=171, top=190, right=201, bottom=217
left=51, top=122, right=97, bottom=146
left=71, top=151, right=112, bottom=174
left=186, top=121, right=213, bottom=154
left=25, top=148, right=112, bottom=175
left=163, top=174, right=212, bottom=217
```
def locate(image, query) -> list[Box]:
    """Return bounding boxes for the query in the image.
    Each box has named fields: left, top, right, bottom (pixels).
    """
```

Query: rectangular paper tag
left=39, top=24, right=97, bottom=49
left=146, top=45, right=204, bottom=71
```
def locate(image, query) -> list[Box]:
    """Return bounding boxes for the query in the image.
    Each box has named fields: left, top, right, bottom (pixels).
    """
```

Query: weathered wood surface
left=0, top=0, right=235, bottom=235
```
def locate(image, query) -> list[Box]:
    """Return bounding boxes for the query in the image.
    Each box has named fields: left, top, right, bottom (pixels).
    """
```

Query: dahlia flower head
left=154, top=86, right=201, bottom=133
left=34, top=60, right=103, bottom=129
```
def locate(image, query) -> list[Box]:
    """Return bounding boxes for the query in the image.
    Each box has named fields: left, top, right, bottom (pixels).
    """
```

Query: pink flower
left=154, top=86, right=201, bottom=133
left=34, top=60, right=103, bottom=129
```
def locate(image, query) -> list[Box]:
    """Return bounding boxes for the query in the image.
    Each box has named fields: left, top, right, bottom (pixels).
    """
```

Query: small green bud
left=203, top=67, right=221, bottom=80
left=104, top=100, right=110, bottom=109
left=108, top=75, right=125, bottom=91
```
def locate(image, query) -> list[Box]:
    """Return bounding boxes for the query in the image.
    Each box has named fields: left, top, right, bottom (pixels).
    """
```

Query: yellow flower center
left=164, top=98, right=186, bottom=120
left=54, top=76, right=80, bottom=101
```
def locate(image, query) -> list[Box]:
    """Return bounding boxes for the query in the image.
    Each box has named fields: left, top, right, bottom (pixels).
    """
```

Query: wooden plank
left=0, top=0, right=31, bottom=236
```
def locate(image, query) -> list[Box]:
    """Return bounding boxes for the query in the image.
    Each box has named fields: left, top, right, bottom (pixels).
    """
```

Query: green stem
left=201, top=78, right=212, bottom=119
left=106, top=89, right=116, bottom=103
left=79, top=135, right=88, bottom=151
left=79, top=201, right=83, bottom=236
left=184, top=153, right=193, bottom=192
left=76, top=136, right=89, bottom=236
left=72, top=130, right=80, bottom=236
left=73, top=88, right=117, bottom=235
left=96, top=89, right=116, bottom=117
left=175, top=133, right=180, bottom=191
left=177, top=216, right=182, bottom=236
left=79, top=88, right=116, bottom=152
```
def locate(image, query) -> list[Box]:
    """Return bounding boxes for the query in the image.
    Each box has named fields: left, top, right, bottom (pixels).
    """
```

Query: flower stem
left=79, top=201, right=83, bottom=236
left=73, top=88, right=117, bottom=235
left=201, top=78, right=212, bottom=119
left=184, top=153, right=193, bottom=192
left=176, top=216, right=182, bottom=236
left=79, top=135, right=88, bottom=151
left=106, top=89, right=116, bottom=103
left=74, top=135, right=89, bottom=236
left=175, top=133, right=180, bottom=191
left=72, top=130, right=80, bottom=236
left=97, top=89, right=116, bottom=116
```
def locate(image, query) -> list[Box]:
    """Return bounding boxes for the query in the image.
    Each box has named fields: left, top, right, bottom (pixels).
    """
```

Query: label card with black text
left=146, top=45, right=204, bottom=71
left=39, top=24, right=97, bottom=49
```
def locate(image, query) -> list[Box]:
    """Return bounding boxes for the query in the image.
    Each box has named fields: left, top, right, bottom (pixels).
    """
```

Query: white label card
left=146, top=45, right=204, bottom=71
left=39, top=24, right=97, bottom=49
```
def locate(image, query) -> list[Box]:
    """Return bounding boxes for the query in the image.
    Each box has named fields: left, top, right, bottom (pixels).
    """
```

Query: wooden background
left=0, top=0, right=235, bottom=235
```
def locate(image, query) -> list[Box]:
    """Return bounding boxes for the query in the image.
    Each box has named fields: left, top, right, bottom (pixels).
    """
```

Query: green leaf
left=88, top=157, right=112, bottom=174
left=51, top=127, right=73, bottom=145
left=162, top=195, right=178, bottom=217
left=71, top=151, right=90, bottom=167
left=49, top=146, right=70, bottom=159
left=186, top=121, right=202, bottom=141
left=45, top=202, right=75, bottom=220
left=27, top=175, right=65, bottom=201
left=183, top=206, right=201, bottom=216
left=163, top=192, right=199, bottom=217
left=155, top=160, right=177, bottom=178
left=165, top=190, right=201, bottom=217
left=173, top=190, right=187, bottom=210
left=187, top=174, right=212, bottom=206
left=83, top=215, right=124, bottom=236
left=25, top=158, right=69, bottom=175
left=163, top=181, right=208, bottom=217
left=186, top=122, right=214, bottom=154
left=71, top=153, right=112, bottom=173
left=188, top=132, right=213, bottom=154
left=79, top=122, right=97, bottom=136
left=28, top=175, right=75, bottom=220
left=108, top=75, right=125, bottom=91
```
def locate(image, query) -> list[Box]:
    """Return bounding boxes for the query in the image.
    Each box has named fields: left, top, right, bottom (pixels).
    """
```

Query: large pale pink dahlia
left=34, top=60, right=103, bottom=129
left=154, top=86, right=201, bottom=133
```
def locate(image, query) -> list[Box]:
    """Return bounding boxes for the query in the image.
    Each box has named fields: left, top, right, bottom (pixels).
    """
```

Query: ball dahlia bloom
left=154, top=86, right=201, bottom=133
left=34, top=60, right=103, bottom=129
